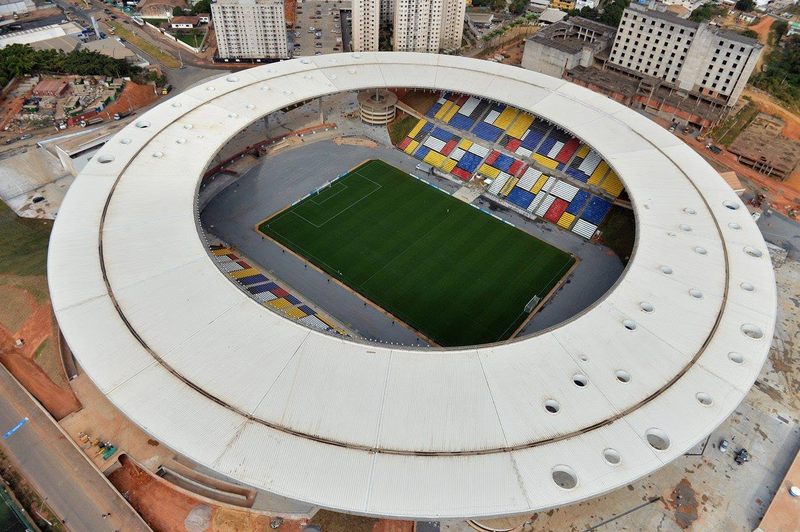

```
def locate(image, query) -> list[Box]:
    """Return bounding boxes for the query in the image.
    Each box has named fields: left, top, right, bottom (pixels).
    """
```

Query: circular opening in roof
left=97, top=154, right=114, bottom=164
left=740, top=282, right=754, bottom=292
left=728, top=222, right=742, bottom=230
left=695, top=392, right=713, bottom=406
left=183, top=124, right=193, bottom=130
left=579, top=355, right=589, bottom=362
left=615, top=370, right=631, bottom=383
left=683, top=207, right=697, bottom=215
left=572, top=374, right=588, bottom=387
left=171, top=101, right=182, bottom=108
left=679, top=224, right=692, bottom=232
left=176, top=138, right=187, bottom=144
left=120, top=138, right=132, bottom=144
left=260, top=85, right=270, bottom=91
left=352, top=53, right=362, bottom=59
left=603, top=448, right=621, bottom=465
left=551, top=466, right=578, bottom=490
left=694, top=246, right=707, bottom=255
left=544, top=399, right=560, bottom=414
left=660, top=265, right=673, bottom=275
left=741, top=323, right=764, bottom=339
left=689, top=288, right=703, bottom=299
left=226, top=75, right=239, bottom=82
left=623, top=319, right=637, bottom=331
left=640, top=302, right=655, bottom=313
left=723, top=200, right=740, bottom=210
left=152, top=151, right=164, bottom=158
left=645, top=428, right=670, bottom=450
left=744, top=246, right=763, bottom=258
left=246, top=104, right=255, bottom=110
left=205, top=86, right=216, bottom=92
left=728, top=352, right=744, bottom=364
left=300, top=58, right=310, bottom=64
left=228, top=112, right=239, bottom=119
left=135, top=120, right=151, bottom=128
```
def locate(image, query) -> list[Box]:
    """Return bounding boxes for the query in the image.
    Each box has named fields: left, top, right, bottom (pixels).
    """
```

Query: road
left=0, top=366, right=150, bottom=532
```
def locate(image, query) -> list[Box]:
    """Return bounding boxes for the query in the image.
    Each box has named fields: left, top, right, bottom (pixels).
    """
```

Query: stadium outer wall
left=47, top=53, right=776, bottom=520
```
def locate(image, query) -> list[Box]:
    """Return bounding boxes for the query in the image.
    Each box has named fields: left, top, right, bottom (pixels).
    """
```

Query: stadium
left=48, top=53, right=777, bottom=520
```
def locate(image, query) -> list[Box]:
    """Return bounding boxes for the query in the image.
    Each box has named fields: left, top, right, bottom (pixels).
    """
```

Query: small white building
left=170, top=15, right=200, bottom=29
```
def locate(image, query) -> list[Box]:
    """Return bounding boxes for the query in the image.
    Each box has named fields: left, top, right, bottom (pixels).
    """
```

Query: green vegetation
left=482, top=12, right=538, bottom=42
left=33, top=339, right=49, bottom=361
left=142, top=17, right=164, bottom=27
left=387, top=114, right=418, bottom=144
left=0, top=201, right=52, bottom=277
left=259, top=160, right=574, bottom=346
left=771, top=19, right=789, bottom=45
left=175, top=30, right=204, bottom=48
left=689, top=3, right=726, bottom=22
left=471, top=0, right=506, bottom=11
left=191, top=0, right=211, bottom=14
left=598, top=207, right=635, bottom=264
left=734, top=0, right=753, bottom=11
left=0, top=44, right=142, bottom=89
left=572, top=0, right=630, bottom=27
left=752, top=35, right=800, bottom=111
left=172, top=6, right=184, bottom=16
left=510, top=0, right=528, bottom=16
left=711, top=100, right=759, bottom=145
left=740, top=29, right=759, bottom=39
left=108, top=22, right=181, bottom=68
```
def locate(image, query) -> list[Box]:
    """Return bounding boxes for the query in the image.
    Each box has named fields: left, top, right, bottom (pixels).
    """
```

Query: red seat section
left=544, top=198, right=569, bottom=223
left=555, top=137, right=580, bottom=164
left=441, top=139, right=458, bottom=156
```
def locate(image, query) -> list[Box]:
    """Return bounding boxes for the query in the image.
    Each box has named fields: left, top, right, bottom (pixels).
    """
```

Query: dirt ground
left=109, top=456, right=310, bottom=532
left=0, top=275, right=80, bottom=420
left=101, top=82, right=160, bottom=121
left=744, top=88, right=800, bottom=143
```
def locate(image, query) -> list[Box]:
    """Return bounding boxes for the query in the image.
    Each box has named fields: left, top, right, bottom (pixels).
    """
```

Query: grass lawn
left=0, top=201, right=51, bottom=276
left=387, top=114, right=417, bottom=145
left=109, top=22, right=181, bottom=69
left=175, top=31, right=204, bottom=48
left=259, top=160, right=574, bottom=346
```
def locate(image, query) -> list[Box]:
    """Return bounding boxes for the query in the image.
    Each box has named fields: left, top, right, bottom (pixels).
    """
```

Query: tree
left=510, top=0, right=527, bottom=16
left=772, top=19, right=789, bottom=45
left=191, top=0, right=210, bottom=15
left=172, top=6, right=184, bottom=16
left=735, top=0, right=754, bottom=11
left=740, top=29, right=759, bottom=39
left=689, top=3, right=725, bottom=22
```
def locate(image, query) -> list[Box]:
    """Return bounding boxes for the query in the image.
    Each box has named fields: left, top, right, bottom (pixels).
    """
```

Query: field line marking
left=293, top=172, right=383, bottom=228
left=308, top=182, right=349, bottom=205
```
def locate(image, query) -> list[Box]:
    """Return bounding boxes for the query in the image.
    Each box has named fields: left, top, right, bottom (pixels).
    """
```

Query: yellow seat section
left=557, top=212, right=576, bottom=229
left=600, top=171, right=624, bottom=197
left=443, top=104, right=461, bottom=122
left=458, top=138, right=473, bottom=150
left=507, top=113, right=534, bottom=139
left=588, top=161, right=609, bottom=185
left=499, top=177, right=519, bottom=196
left=435, top=101, right=453, bottom=120
left=211, top=248, right=232, bottom=256
left=531, top=173, right=549, bottom=193
left=424, top=151, right=446, bottom=167
left=268, top=298, right=292, bottom=310
left=408, top=119, right=427, bottom=138
left=404, top=140, right=419, bottom=155
left=479, top=164, right=500, bottom=179
left=533, top=153, right=558, bottom=169
left=442, top=158, right=457, bottom=172
left=576, top=144, right=590, bottom=158
left=231, top=268, right=259, bottom=279
left=285, top=307, right=307, bottom=320
left=494, top=107, right=519, bottom=130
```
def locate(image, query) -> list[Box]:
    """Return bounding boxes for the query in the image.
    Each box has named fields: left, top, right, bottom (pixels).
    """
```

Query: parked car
left=734, top=448, right=749, bottom=465
left=718, top=439, right=729, bottom=453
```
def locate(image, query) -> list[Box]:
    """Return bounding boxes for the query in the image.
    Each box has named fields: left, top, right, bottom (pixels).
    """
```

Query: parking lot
left=292, top=0, right=348, bottom=57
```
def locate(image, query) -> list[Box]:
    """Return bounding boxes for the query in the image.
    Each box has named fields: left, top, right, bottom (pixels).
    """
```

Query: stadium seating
left=580, top=196, right=613, bottom=225
left=506, top=112, right=534, bottom=139
left=544, top=198, right=569, bottom=223
left=478, top=163, right=501, bottom=179
left=557, top=212, right=576, bottom=229
left=487, top=173, right=511, bottom=195
left=473, top=121, right=504, bottom=142
left=566, top=189, right=590, bottom=215
left=600, top=170, right=624, bottom=197
left=572, top=219, right=598, bottom=239
left=506, top=186, right=536, bottom=209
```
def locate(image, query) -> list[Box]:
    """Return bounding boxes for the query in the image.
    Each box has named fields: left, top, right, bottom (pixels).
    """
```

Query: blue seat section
left=448, top=113, right=474, bottom=130
left=457, top=152, right=483, bottom=173
left=473, top=121, right=503, bottom=142
left=285, top=294, right=301, bottom=305
left=566, top=190, right=589, bottom=215
left=520, top=121, right=549, bottom=150
left=298, top=304, right=316, bottom=315
left=413, top=145, right=431, bottom=160
left=430, top=127, right=454, bottom=142
left=414, top=121, right=434, bottom=141
left=248, top=283, right=273, bottom=295
left=494, top=153, right=515, bottom=173
left=536, top=135, right=557, bottom=155
left=239, top=274, right=269, bottom=286
left=581, top=196, right=613, bottom=225
left=506, top=187, right=536, bottom=209
left=426, top=102, right=443, bottom=118
left=566, top=167, right=590, bottom=182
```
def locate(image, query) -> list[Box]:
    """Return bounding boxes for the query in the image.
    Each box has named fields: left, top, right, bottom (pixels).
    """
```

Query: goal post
left=524, top=295, right=541, bottom=313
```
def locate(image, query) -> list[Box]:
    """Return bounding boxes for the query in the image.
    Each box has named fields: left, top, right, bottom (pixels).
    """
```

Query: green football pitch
left=259, top=160, right=575, bottom=346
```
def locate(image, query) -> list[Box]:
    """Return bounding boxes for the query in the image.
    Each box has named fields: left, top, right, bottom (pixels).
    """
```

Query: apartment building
left=211, top=0, right=288, bottom=60
left=352, top=0, right=380, bottom=51
left=393, top=0, right=465, bottom=52
left=608, top=4, right=761, bottom=105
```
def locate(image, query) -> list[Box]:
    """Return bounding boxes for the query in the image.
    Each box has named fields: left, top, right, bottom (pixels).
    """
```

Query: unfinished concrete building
left=728, top=114, right=800, bottom=181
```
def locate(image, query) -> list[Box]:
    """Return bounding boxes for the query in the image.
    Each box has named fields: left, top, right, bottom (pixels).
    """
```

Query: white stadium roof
left=48, top=53, right=777, bottom=519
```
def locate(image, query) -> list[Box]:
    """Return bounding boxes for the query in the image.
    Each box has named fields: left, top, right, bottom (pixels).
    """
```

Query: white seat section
left=572, top=218, right=598, bottom=239
left=551, top=180, right=579, bottom=201
left=517, top=167, right=543, bottom=190
left=547, top=141, right=564, bottom=159
left=578, top=150, right=603, bottom=174
left=487, top=173, right=510, bottom=195
left=458, top=96, right=480, bottom=116
left=484, top=109, right=500, bottom=123
left=423, top=136, right=447, bottom=152
left=468, top=143, right=490, bottom=157
left=534, top=193, right=557, bottom=216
